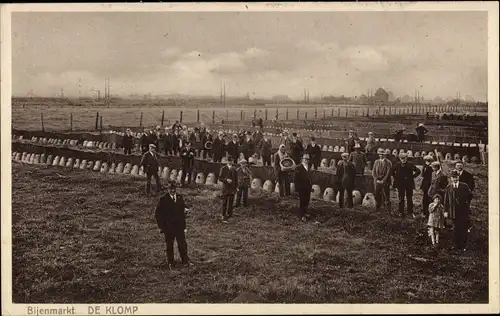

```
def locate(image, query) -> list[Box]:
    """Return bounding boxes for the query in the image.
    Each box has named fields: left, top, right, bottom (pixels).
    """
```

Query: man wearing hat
left=293, top=153, right=313, bottom=221
left=180, top=141, right=196, bottom=187
left=253, top=126, right=264, bottom=159
left=365, top=132, right=377, bottom=155
left=226, top=134, right=240, bottom=163
left=336, top=152, right=357, bottom=209
left=218, top=156, right=238, bottom=223
left=257, top=133, right=273, bottom=167
left=428, top=161, right=448, bottom=199
left=306, top=136, right=322, bottom=170
left=155, top=181, right=192, bottom=269
left=122, top=128, right=134, bottom=155
left=443, top=169, right=473, bottom=252
left=415, top=123, right=429, bottom=143
left=455, top=161, right=475, bottom=193
left=346, top=130, right=359, bottom=154
left=240, top=131, right=255, bottom=161
left=140, top=131, right=150, bottom=154
left=349, top=143, right=367, bottom=175
left=372, top=148, right=393, bottom=211
left=140, top=143, right=162, bottom=195
left=290, top=132, right=304, bottom=165
left=235, top=159, right=253, bottom=208
left=391, top=152, right=421, bottom=217
left=212, top=131, right=226, bottom=163
left=420, top=155, right=435, bottom=218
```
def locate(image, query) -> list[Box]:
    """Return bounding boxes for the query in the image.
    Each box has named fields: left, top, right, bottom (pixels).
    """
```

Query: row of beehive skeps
left=11, top=151, right=379, bottom=207
left=12, top=134, right=482, bottom=165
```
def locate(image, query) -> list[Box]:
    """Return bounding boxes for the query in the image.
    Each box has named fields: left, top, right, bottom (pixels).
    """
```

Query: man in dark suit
left=420, top=155, right=435, bottom=218
left=225, top=134, right=240, bottom=163
left=455, top=161, right=475, bottom=192
left=253, top=126, right=264, bottom=159
left=336, top=152, right=357, bottom=209
left=444, top=170, right=473, bottom=252
left=211, top=131, right=226, bottom=163
left=179, top=141, right=196, bottom=187
left=428, top=161, right=448, bottom=198
left=289, top=133, right=304, bottom=165
left=218, top=156, right=238, bottom=223
left=140, top=144, right=162, bottom=195
left=240, top=131, right=255, bottom=161
left=140, top=131, right=150, bottom=154
left=293, top=153, right=313, bottom=221
left=162, top=128, right=174, bottom=155
left=415, top=123, right=429, bottom=143
left=155, top=181, right=193, bottom=269
left=306, top=137, right=322, bottom=170
left=258, top=134, right=273, bottom=166
left=122, top=128, right=134, bottom=155
left=392, top=152, right=421, bottom=217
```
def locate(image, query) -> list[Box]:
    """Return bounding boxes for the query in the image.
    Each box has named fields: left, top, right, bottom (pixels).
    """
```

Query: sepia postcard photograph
left=1, top=2, right=499, bottom=315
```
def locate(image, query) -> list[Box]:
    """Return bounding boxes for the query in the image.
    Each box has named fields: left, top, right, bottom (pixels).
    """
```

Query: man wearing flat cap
left=155, top=181, right=192, bottom=269
left=346, top=130, right=359, bottom=154
left=337, top=152, right=357, bottom=209
left=391, top=152, right=421, bottom=217
left=428, top=161, right=448, bottom=199
left=444, top=169, right=473, bottom=252
left=294, top=153, right=313, bottom=221
left=372, top=148, right=393, bottom=212
left=420, top=155, right=435, bottom=218
left=140, top=144, right=162, bottom=195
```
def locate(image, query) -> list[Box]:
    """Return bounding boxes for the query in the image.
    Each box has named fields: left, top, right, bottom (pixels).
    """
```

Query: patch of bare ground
left=11, top=162, right=488, bottom=303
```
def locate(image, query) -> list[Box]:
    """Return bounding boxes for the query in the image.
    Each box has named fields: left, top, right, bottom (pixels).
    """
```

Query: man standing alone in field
left=155, top=181, right=193, bottom=269
left=372, top=148, right=393, bottom=212
left=140, top=144, right=162, bottom=195
left=218, top=156, right=238, bottom=223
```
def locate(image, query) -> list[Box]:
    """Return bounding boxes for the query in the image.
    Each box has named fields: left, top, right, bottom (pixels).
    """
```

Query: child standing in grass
left=427, top=194, right=445, bottom=247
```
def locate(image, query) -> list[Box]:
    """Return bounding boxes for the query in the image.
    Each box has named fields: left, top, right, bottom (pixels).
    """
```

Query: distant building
left=402, top=95, right=411, bottom=103
left=387, top=91, right=396, bottom=102
left=272, top=95, right=292, bottom=103
left=374, top=88, right=389, bottom=103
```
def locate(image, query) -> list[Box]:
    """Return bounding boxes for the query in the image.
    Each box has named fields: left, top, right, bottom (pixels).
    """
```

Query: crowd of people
left=134, top=122, right=476, bottom=267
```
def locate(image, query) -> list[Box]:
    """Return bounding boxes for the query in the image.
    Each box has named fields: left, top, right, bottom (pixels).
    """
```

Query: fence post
left=383, top=107, right=386, bottom=116
left=70, top=113, right=73, bottom=132
left=139, top=112, right=143, bottom=129
left=331, top=108, right=334, bottom=117
left=276, top=108, right=279, bottom=120
left=180, top=111, right=183, bottom=123
left=323, top=109, right=326, bottom=118
left=305, top=111, right=308, bottom=120
left=296, top=109, right=299, bottom=120
left=315, top=108, right=317, bottom=119
left=367, top=107, right=370, bottom=116
left=240, top=110, right=243, bottom=121
left=265, top=109, right=268, bottom=121
left=95, top=111, right=99, bottom=130
left=254, top=109, right=257, bottom=119
left=197, top=109, right=200, bottom=123
left=212, top=110, right=215, bottom=124
left=41, top=113, right=45, bottom=131
left=161, top=110, right=165, bottom=127
left=337, top=107, right=340, bottom=117
left=286, top=108, right=289, bottom=120
left=346, top=108, right=348, bottom=117
left=100, top=116, right=103, bottom=132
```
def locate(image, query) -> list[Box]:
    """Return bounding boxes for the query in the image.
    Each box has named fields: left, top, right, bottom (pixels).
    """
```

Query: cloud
left=161, top=47, right=181, bottom=58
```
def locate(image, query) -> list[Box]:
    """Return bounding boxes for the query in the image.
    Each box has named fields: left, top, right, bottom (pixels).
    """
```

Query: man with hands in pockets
left=155, top=181, right=193, bottom=269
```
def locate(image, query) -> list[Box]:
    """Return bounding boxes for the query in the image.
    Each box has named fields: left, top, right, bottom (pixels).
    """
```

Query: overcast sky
left=12, top=11, right=487, bottom=100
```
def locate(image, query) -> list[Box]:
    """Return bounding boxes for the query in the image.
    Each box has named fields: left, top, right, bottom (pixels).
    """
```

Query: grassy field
left=11, top=161, right=489, bottom=303
left=12, top=103, right=437, bottom=132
